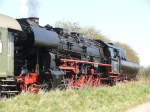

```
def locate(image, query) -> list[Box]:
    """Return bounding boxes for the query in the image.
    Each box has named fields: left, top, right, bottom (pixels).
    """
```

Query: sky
left=0, top=0, right=150, bottom=67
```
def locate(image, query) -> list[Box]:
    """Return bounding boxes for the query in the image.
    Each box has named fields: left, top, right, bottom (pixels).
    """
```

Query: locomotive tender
left=0, top=14, right=139, bottom=96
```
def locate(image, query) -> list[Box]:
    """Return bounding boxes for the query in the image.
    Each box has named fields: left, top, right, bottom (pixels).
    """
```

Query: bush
left=139, top=66, right=150, bottom=78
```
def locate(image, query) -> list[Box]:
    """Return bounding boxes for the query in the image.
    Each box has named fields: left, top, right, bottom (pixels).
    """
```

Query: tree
left=55, top=21, right=81, bottom=32
left=55, top=21, right=109, bottom=41
left=144, top=66, right=150, bottom=77
left=139, top=66, right=150, bottom=78
left=55, top=21, right=139, bottom=63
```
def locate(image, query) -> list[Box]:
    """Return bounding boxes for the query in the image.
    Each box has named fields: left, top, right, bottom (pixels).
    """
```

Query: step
left=1, top=79, right=15, bottom=82
left=1, top=85, right=17, bottom=87
left=2, top=93, right=17, bottom=95
left=1, top=91, right=19, bottom=93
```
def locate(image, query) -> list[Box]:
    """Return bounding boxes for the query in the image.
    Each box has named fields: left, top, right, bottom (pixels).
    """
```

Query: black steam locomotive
left=0, top=14, right=139, bottom=96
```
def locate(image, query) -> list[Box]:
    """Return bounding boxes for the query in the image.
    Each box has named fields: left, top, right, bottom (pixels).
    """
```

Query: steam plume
left=27, top=0, right=39, bottom=17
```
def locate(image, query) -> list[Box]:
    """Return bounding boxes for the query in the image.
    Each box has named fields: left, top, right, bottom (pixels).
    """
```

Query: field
left=0, top=80, right=150, bottom=112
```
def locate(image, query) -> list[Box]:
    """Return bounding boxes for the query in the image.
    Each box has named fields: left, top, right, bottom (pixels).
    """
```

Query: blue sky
left=0, top=0, right=150, bottom=67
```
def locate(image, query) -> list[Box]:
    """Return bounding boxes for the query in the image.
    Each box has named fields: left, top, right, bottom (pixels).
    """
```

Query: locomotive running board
left=60, top=59, right=112, bottom=67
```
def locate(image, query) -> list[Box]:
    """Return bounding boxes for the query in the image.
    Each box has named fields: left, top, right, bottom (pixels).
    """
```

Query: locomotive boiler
left=0, top=14, right=139, bottom=96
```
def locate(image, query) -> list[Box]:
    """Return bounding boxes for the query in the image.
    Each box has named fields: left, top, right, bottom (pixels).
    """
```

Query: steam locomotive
left=0, top=14, right=139, bottom=96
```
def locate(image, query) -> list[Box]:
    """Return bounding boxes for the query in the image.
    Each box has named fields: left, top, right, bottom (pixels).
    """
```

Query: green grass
left=0, top=80, right=150, bottom=112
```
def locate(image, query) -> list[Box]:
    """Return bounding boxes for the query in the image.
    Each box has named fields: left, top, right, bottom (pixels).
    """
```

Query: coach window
left=113, top=49, right=119, bottom=59
left=122, top=50, right=127, bottom=60
left=0, top=32, right=2, bottom=54
left=8, top=31, right=14, bottom=57
left=109, top=48, right=113, bottom=58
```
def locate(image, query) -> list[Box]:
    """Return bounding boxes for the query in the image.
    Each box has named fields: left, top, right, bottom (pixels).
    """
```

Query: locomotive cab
left=107, top=45, right=120, bottom=74
left=107, top=43, right=139, bottom=80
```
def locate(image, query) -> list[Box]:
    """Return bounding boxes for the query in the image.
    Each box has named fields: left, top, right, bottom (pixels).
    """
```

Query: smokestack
left=28, top=17, right=39, bottom=25
left=27, top=0, right=39, bottom=17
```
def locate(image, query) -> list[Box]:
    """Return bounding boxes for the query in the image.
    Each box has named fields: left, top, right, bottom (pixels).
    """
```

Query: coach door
left=0, top=28, right=14, bottom=77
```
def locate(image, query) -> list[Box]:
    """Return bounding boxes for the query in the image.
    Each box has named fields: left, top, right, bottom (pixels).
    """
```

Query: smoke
left=21, top=0, right=40, bottom=17
left=21, top=0, right=28, bottom=17
left=27, top=0, right=39, bottom=17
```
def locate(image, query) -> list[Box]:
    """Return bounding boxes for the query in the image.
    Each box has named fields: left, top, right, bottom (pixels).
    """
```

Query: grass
left=0, top=80, right=150, bottom=112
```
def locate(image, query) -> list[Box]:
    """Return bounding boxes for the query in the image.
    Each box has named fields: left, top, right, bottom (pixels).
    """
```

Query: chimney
left=28, top=17, right=39, bottom=25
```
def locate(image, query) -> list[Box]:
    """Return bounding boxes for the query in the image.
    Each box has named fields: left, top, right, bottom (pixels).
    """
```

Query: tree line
left=55, top=21, right=139, bottom=64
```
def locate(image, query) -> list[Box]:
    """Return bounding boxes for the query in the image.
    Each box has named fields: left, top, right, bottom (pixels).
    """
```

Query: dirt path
left=127, top=102, right=150, bottom=112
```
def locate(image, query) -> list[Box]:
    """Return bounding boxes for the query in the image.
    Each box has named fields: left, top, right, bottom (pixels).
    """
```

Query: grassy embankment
left=0, top=79, right=150, bottom=112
